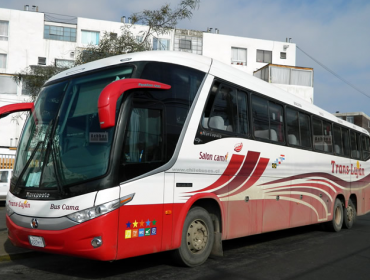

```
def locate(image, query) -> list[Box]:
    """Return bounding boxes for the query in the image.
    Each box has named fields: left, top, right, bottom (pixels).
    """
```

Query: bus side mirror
left=0, top=103, right=34, bottom=119
left=98, top=78, right=171, bottom=129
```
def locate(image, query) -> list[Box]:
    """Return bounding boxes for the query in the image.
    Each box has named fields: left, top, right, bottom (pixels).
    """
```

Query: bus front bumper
left=5, top=210, right=119, bottom=261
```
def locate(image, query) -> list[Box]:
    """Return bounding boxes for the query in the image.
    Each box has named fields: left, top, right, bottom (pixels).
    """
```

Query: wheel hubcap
left=346, top=206, right=354, bottom=222
left=186, top=219, right=209, bottom=254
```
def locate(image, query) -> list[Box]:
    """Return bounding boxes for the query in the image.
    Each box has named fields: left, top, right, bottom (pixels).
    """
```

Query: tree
left=13, top=65, right=68, bottom=101
left=75, top=0, right=200, bottom=65
left=13, top=0, right=200, bottom=99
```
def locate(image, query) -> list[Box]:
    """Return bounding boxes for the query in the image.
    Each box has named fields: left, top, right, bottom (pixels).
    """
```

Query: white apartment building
left=0, top=6, right=313, bottom=149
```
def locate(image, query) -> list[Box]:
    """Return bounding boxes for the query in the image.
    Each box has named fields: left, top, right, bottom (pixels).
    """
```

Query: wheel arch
left=349, top=194, right=357, bottom=212
left=172, top=193, right=225, bottom=250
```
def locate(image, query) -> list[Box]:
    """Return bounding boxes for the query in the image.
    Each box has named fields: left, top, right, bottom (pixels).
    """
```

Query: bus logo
left=234, top=143, right=243, bottom=152
left=31, top=218, right=38, bottom=229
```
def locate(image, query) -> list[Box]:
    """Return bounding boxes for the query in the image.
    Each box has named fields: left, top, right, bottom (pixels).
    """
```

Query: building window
left=257, top=49, right=272, bottom=63
left=0, top=75, right=16, bottom=94
left=346, top=116, right=354, bottom=124
left=44, top=25, right=76, bottom=42
left=280, top=52, right=286, bottom=59
left=81, top=30, right=100, bottom=45
left=0, top=54, right=7, bottom=68
left=136, top=35, right=143, bottom=43
left=231, top=47, right=247, bottom=65
left=38, top=57, right=46, bottom=65
left=0, top=21, right=9, bottom=41
left=179, top=39, right=191, bottom=50
left=55, top=59, right=74, bottom=68
left=153, top=38, right=170, bottom=50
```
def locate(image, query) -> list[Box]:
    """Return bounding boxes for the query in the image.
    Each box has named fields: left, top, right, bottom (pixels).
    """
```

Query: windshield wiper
left=50, top=139, right=65, bottom=196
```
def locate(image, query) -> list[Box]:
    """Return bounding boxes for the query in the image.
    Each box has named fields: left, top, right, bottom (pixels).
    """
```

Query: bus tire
left=325, top=198, right=343, bottom=232
left=343, top=198, right=356, bottom=229
left=173, top=206, right=214, bottom=267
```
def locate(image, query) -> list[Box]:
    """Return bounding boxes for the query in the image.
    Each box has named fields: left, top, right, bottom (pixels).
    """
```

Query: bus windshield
left=13, top=66, right=134, bottom=191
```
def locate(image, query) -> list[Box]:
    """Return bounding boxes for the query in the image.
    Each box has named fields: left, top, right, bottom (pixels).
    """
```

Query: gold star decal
left=133, top=220, right=138, bottom=228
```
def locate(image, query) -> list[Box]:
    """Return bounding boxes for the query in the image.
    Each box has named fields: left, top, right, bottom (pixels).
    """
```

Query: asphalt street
left=1, top=202, right=370, bottom=280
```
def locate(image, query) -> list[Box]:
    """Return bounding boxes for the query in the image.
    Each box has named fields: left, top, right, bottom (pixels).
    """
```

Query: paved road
left=1, top=204, right=370, bottom=280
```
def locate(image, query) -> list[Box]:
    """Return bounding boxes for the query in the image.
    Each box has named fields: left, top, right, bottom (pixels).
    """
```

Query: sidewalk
left=0, top=229, right=33, bottom=262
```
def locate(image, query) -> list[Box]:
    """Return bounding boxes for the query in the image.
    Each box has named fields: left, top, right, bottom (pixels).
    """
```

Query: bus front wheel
left=173, top=206, right=214, bottom=267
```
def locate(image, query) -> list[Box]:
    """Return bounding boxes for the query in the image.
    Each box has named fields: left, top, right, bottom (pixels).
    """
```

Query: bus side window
left=122, top=106, right=163, bottom=164
left=350, top=131, right=360, bottom=159
left=333, top=125, right=343, bottom=156
left=342, top=128, right=350, bottom=157
left=287, top=108, right=300, bottom=146
left=269, top=102, right=284, bottom=143
left=362, top=135, right=370, bottom=161
left=299, top=113, right=312, bottom=148
left=252, top=95, right=284, bottom=143
left=202, top=82, right=219, bottom=129
left=252, top=95, right=269, bottom=140
left=209, top=85, right=237, bottom=132
left=313, top=118, right=326, bottom=152
left=323, top=121, right=333, bottom=153
left=237, top=90, right=248, bottom=135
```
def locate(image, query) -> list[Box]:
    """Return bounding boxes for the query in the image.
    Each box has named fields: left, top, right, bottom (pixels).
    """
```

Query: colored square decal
left=132, top=229, right=138, bottom=238
left=145, top=228, right=151, bottom=236
left=138, top=228, right=145, bottom=237
left=125, top=230, right=132, bottom=239
left=151, top=227, right=157, bottom=235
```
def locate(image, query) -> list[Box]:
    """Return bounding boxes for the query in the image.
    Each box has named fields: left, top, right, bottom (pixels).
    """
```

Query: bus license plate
left=29, top=236, right=45, bottom=247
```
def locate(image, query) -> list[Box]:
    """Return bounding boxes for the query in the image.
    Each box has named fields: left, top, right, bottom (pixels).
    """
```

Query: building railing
left=0, top=154, right=15, bottom=169
left=253, top=64, right=314, bottom=87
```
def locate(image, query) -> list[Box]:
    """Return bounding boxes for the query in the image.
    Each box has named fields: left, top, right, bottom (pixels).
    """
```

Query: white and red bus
left=2, top=51, right=370, bottom=267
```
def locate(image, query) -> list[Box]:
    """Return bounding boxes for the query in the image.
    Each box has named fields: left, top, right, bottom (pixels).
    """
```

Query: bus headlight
left=67, top=193, right=135, bottom=223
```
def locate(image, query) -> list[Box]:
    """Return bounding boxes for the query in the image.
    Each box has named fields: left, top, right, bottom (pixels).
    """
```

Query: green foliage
left=13, top=0, right=201, bottom=99
left=13, top=65, right=68, bottom=101
left=75, top=0, right=200, bottom=65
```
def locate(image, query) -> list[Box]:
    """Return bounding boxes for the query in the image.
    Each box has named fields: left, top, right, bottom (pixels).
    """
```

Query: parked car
left=0, top=169, right=12, bottom=201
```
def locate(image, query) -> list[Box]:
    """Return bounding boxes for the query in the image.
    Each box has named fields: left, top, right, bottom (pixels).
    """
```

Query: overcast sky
left=1, top=0, right=369, bottom=116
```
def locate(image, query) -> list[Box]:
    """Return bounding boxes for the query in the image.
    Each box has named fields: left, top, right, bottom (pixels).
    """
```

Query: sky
left=1, top=0, right=370, bottom=116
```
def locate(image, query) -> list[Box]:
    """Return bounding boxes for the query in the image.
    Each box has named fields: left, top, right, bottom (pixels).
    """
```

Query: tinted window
left=362, top=135, right=370, bottom=161
left=333, top=125, right=342, bottom=156
left=286, top=108, right=312, bottom=148
left=252, top=95, right=284, bottom=143
left=209, top=85, right=237, bottom=132
left=300, top=113, right=312, bottom=148
left=201, top=82, right=249, bottom=135
left=342, top=128, right=350, bottom=157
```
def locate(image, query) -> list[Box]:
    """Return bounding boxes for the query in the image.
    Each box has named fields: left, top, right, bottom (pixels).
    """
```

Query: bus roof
left=48, top=51, right=212, bottom=83
left=49, top=51, right=368, bottom=136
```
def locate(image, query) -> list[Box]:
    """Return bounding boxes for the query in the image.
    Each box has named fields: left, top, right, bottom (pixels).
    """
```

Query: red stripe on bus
left=227, top=157, right=270, bottom=197
left=187, top=154, right=245, bottom=193
left=214, top=151, right=260, bottom=196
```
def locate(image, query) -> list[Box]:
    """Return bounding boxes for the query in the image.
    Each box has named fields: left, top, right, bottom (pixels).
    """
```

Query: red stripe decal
left=214, top=151, right=260, bottom=196
left=226, top=157, right=269, bottom=197
left=187, top=154, right=245, bottom=193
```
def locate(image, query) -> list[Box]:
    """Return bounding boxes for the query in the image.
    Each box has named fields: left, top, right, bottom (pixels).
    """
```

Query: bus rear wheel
left=325, top=198, right=343, bottom=232
left=173, top=206, right=214, bottom=267
left=343, top=198, right=356, bottom=229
